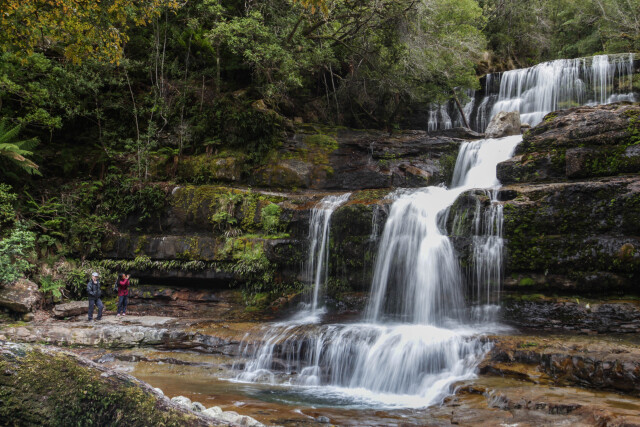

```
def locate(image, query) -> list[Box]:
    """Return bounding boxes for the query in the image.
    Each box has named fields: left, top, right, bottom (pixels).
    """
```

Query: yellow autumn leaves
left=0, top=0, right=180, bottom=64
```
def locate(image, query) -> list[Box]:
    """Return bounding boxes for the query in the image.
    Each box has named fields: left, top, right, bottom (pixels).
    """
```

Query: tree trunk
left=452, top=89, right=471, bottom=129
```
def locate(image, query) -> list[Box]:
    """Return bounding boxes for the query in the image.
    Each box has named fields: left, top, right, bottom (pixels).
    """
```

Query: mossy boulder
left=0, top=341, right=215, bottom=426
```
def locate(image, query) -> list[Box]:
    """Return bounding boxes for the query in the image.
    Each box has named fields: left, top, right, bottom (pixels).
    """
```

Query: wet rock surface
left=0, top=316, right=254, bottom=355
left=481, top=335, right=640, bottom=396
left=485, top=111, right=522, bottom=138
left=501, top=297, right=640, bottom=334
left=449, top=175, right=640, bottom=294
left=65, top=335, right=640, bottom=426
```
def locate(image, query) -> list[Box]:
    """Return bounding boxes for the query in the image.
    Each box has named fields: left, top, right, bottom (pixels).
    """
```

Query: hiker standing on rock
left=87, top=272, right=103, bottom=321
left=116, top=273, right=130, bottom=317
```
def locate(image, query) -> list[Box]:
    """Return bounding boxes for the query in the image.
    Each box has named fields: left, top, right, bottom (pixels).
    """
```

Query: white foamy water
left=491, top=53, right=635, bottom=127
left=234, top=135, right=521, bottom=408
left=429, top=53, right=636, bottom=132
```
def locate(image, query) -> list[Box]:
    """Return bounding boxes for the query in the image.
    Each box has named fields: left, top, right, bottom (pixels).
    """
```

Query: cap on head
left=92, top=272, right=99, bottom=277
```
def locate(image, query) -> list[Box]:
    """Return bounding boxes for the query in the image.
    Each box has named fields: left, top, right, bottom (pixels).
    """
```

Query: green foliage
left=0, top=184, right=17, bottom=230
left=480, top=0, right=640, bottom=66
left=0, top=223, right=36, bottom=284
left=261, top=203, right=282, bottom=235
left=303, top=134, right=339, bottom=151
left=38, top=275, right=65, bottom=300
left=627, top=112, right=640, bottom=146
left=0, top=119, right=40, bottom=178
left=22, top=171, right=166, bottom=257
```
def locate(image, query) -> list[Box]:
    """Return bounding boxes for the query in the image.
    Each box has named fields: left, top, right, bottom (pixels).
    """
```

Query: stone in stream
left=202, top=406, right=223, bottom=417
left=485, top=111, right=522, bottom=138
left=191, top=401, right=206, bottom=412
left=217, top=410, right=264, bottom=426
left=171, top=395, right=192, bottom=408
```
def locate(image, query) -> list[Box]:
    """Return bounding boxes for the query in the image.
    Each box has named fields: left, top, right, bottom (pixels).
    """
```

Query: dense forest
left=1, top=0, right=639, bottom=300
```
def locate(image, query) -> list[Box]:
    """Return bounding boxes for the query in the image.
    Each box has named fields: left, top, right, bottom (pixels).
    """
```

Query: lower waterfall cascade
left=234, top=135, right=522, bottom=408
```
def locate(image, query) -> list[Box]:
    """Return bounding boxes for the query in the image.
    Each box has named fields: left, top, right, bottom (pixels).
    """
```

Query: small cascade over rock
left=302, top=193, right=351, bottom=319
left=234, top=135, right=522, bottom=408
left=428, top=53, right=637, bottom=132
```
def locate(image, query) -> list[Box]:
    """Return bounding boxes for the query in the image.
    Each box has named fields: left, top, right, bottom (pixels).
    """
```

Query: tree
left=0, top=0, right=180, bottom=64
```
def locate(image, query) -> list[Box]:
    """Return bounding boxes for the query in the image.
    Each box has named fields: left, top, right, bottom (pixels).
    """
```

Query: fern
left=0, top=119, right=41, bottom=176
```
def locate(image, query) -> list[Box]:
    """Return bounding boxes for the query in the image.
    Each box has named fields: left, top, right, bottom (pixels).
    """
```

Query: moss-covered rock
left=175, top=152, right=246, bottom=184
left=0, top=341, right=215, bottom=426
left=497, top=103, right=640, bottom=184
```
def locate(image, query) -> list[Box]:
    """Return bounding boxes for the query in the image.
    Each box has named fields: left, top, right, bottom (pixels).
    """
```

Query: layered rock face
left=175, top=128, right=462, bottom=190
left=499, top=103, right=640, bottom=292
left=497, top=103, right=640, bottom=183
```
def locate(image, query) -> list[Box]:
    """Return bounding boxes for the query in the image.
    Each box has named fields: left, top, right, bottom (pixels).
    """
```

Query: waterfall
left=234, top=135, right=521, bottom=408
left=490, top=53, right=635, bottom=127
left=427, top=104, right=453, bottom=132
left=303, top=193, right=351, bottom=318
left=428, top=53, right=636, bottom=132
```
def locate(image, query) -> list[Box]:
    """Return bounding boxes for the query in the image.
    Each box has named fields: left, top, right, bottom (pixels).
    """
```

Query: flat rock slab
left=53, top=301, right=88, bottom=318
left=0, top=316, right=261, bottom=355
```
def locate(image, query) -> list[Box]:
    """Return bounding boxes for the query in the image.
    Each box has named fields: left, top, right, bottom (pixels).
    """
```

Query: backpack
left=113, top=278, right=119, bottom=293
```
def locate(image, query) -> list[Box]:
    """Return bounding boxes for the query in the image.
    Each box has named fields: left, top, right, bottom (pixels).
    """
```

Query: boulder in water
left=485, top=111, right=521, bottom=138
left=217, top=410, right=264, bottom=426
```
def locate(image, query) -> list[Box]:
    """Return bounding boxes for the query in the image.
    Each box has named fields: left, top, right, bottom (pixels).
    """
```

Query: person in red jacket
left=116, top=273, right=130, bottom=317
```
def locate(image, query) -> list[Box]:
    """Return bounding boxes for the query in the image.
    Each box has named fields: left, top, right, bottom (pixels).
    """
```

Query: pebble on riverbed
left=170, top=396, right=265, bottom=426
left=191, top=401, right=206, bottom=412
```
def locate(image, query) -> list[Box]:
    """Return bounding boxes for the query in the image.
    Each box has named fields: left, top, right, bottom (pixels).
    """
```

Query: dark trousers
left=117, top=295, right=129, bottom=314
left=88, top=298, right=103, bottom=320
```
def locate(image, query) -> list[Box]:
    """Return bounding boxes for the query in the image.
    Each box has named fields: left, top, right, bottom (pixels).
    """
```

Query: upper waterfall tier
left=428, top=53, right=637, bottom=133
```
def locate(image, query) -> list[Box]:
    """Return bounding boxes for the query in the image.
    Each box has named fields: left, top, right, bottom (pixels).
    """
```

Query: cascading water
left=234, top=135, right=521, bottom=408
left=490, top=53, right=635, bottom=127
left=302, top=193, right=351, bottom=319
left=428, top=53, right=636, bottom=132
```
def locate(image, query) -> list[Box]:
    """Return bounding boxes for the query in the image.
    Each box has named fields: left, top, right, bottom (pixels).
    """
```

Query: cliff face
left=501, top=103, right=640, bottom=293
left=99, top=103, right=640, bottom=319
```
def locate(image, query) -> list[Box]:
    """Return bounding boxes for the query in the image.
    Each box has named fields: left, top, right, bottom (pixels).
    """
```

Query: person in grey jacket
left=87, top=272, right=104, bottom=321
